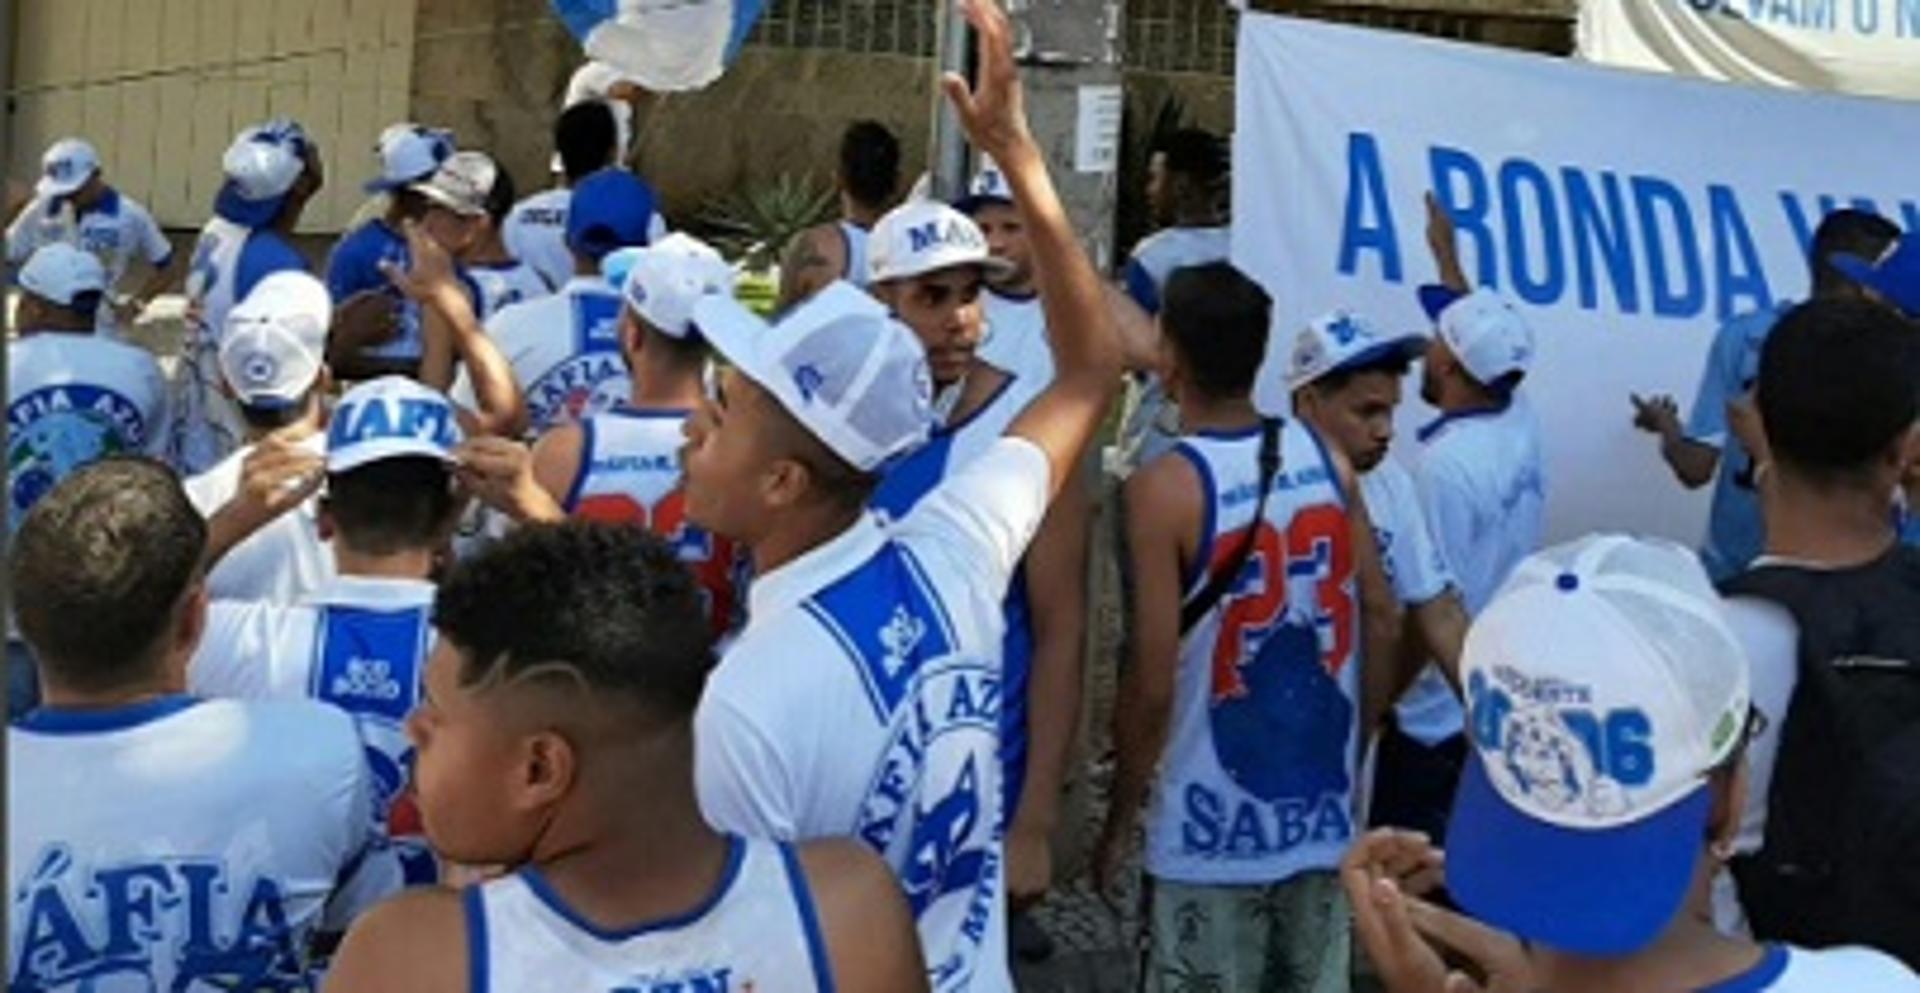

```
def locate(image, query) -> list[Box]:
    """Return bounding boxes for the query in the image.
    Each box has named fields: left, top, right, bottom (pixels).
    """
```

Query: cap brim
left=409, top=182, right=485, bottom=216
left=877, top=255, right=1018, bottom=285
left=36, top=173, right=87, bottom=198
left=953, top=193, right=1014, bottom=216
left=691, top=294, right=783, bottom=393
left=364, top=172, right=433, bottom=195
left=214, top=183, right=289, bottom=228
left=1418, top=284, right=1467, bottom=322
left=1447, top=752, right=1709, bottom=956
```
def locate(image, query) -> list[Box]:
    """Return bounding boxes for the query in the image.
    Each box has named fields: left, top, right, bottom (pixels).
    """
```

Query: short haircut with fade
left=11, top=458, right=208, bottom=692
left=1810, top=208, right=1900, bottom=296
left=1758, top=298, right=1920, bottom=485
left=325, top=456, right=459, bottom=557
left=1162, top=261, right=1271, bottom=401
left=433, top=522, right=715, bottom=719
left=557, top=101, right=619, bottom=184
left=839, top=120, right=901, bottom=210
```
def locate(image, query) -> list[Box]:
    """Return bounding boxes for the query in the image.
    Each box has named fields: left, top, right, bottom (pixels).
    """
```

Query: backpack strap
left=1180, top=418, right=1284, bottom=636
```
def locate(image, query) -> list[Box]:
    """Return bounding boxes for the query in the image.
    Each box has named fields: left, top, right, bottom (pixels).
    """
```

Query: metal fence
left=746, top=0, right=941, bottom=56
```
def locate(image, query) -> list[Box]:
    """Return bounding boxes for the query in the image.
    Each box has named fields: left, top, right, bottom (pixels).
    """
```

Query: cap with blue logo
left=18, top=243, right=107, bottom=311
left=326, top=376, right=464, bottom=474
left=366, top=123, right=455, bottom=194
left=567, top=169, right=660, bottom=261
left=220, top=272, right=332, bottom=410
left=37, top=138, right=99, bottom=198
left=1419, top=285, right=1534, bottom=387
left=601, top=233, right=735, bottom=339
left=1286, top=309, right=1429, bottom=392
left=692, top=282, right=934, bottom=472
left=1448, top=534, right=1752, bottom=957
left=868, top=199, right=1015, bottom=285
left=216, top=119, right=313, bottom=228
left=953, top=162, right=1015, bottom=216
left=1831, top=233, right=1920, bottom=320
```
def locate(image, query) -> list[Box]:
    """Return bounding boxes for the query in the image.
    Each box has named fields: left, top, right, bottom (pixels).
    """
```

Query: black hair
left=485, top=161, right=518, bottom=226
left=557, top=101, right=619, bottom=184
left=1162, top=262, right=1271, bottom=400
left=324, top=456, right=459, bottom=557
left=1312, top=351, right=1415, bottom=395
left=1810, top=208, right=1900, bottom=296
left=10, top=458, right=208, bottom=692
left=642, top=322, right=710, bottom=370
left=839, top=120, right=901, bottom=210
left=1758, top=299, right=1920, bottom=485
left=66, top=290, right=104, bottom=321
left=433, top=521, right=715, bottom=717
left=1156, top=128, right=1228, bottom=185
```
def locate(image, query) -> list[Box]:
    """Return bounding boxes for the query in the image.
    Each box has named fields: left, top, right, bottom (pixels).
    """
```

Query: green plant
left=695, top=173, right=838, bottom=272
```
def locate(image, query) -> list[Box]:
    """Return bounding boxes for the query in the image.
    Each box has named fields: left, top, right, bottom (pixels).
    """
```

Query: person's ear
left=515, top=731, right=578, bottom=812
left=760, top=457, right=812, bottom=512
left=1889, top=421, right=1920, bottom=481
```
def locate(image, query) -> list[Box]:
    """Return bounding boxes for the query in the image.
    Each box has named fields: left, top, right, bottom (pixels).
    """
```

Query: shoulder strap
left=1180, top=418, right=1284, bottom=635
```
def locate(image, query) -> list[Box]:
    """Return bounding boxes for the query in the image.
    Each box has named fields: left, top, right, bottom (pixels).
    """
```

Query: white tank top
left=467, top=837, right=832, bottom=993
left=1143, top=420, right=1364, bottom=885
left=840, top=221, right=871, bottom=288
left=564, top=406, right=742, bottom=637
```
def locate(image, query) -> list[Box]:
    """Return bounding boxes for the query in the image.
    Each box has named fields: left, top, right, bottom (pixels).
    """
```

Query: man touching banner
left=551, top=0, right=769, bottom=93
left=1236, top=13, right=1918, bottom=543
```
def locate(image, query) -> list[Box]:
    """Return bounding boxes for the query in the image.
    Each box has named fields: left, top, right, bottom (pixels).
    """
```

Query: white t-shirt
left=8, top=332, right=171, bottom=526
left=1413, top=396, right=1545, bottom=616
left=1363, top=458, right=1465, bottom=744
left=695, top=437, right=1053, bottom=993
left=978, top=289, right=1052, bottom=406
left=1713, top=586, right=1801, bottom=933
left=7, top=189, right=173, bottom=334
left=467, top=258, right=554, bottom=320
left=503, top=188, right=574, bottom=293
left=191, top=575, right=440, bottom=886
left=454, top=276, right=629, bottom=436
left=184, top=432, right=334, bottom=604
left=1710, top=943, right=1920, bottom=991
left=7, top=696, right=396, bottom=988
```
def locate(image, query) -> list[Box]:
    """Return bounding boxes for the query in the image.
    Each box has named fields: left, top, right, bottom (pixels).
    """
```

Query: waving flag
left=550, top=0, right=769, bottom=93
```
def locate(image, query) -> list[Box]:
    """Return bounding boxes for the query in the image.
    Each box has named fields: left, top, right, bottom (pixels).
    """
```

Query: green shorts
left=1142, top=870, right=1351, bottom=993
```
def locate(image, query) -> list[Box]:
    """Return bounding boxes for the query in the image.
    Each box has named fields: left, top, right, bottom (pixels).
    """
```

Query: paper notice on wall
left=1074, top=84, right=1124, bottom=174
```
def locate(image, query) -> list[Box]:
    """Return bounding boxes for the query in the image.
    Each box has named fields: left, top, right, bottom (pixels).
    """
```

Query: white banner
left=1578, top=0, right=1920, bottom=100
left=1236, top=14, right=1920, bottom=544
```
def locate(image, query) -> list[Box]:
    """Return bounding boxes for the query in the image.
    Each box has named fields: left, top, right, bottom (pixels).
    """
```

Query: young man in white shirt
left=682, top=4, right=1121, bottom=987
left=504, top=101, right=666, bottom=292
left=6, top=137, right=178, bottom=335
left=1340, top=535, right=1920, bottom=993
left=957, top=164, right=1054, bottom=399
left=1288, top=310, right=1471, bottom=844
left=777, top=120, right=901, bottom=308
left=184, top=271, right=336, bottom=605
left=9, top=459, right=393, bottom=990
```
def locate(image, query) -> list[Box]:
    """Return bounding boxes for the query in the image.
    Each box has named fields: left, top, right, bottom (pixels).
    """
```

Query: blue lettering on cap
left=330, top=395, right=458, bottom=453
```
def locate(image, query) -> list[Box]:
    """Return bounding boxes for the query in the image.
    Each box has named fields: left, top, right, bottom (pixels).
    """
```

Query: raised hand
left=383, top=219, right=459, bottom=304
left=454, top=436, right=563, bottom=524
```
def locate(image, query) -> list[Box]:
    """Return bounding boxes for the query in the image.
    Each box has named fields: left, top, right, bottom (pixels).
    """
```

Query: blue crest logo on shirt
left=902, top=755, right=988, bottom=916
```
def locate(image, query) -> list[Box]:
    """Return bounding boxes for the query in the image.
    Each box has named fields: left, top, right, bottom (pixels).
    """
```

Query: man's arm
left=390, top=219, right=529, bottom=438
left=1407, top=591, right=1469, bottom=695
left=1335, top=458, right=1403, bottom=744
left=1631, top=392, right=1719, bottom=489
left=798, top=839, right=931, bottom=993
left=321, top=888, right=468, bottom=993
left=1005, top=463, right=1091, bottom=907
left=776, top=225, right=846, bottom=311
left=1094, top=457, right=1193, bottom=896
left=948, top=0, right=1123, bottom=502
left=1103, top=284, right=1164, bottom=375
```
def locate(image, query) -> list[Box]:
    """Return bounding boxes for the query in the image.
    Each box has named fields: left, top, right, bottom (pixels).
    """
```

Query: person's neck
left=526, top=729, right=735, bottom=928
left=1764, top=472, right=1897, bottom=567
left=1178, top=393, right=1262, bottom=434
left=1171, top=205, right=1223, bottom=229
left=40, top=671, right=182, bottom=710
left=572, top=256, right=599, bottom=279
left=751, top=501, right=867, bottom=577
left=940, top=359, right=1007, bottom=425
left=243, top=409, right=325, bottom=446
left=464, top=230, right=515, bottom=267
left=627, top=363, right=706, bottom=412
left=842, top=197, right=882, bottom=229
left=988, top=276, right=1036, bottom=299
left=331, top=546, right=437, bottom=581
left=1435, top=377, right=1504, bottom=415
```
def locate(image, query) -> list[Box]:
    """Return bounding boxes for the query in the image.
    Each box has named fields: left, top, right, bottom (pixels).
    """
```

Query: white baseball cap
left=1286, top=309, right=1429, bottom=392
left=868, top=199, right=1015, bottom=284
left=217, top=119, right=313, bottom=227
left=365, top=123, right=455, bottom=194
left=219, top=272, right=332, bottom=409
left=692, top=281, right=934, bottom=472
left=1419, top=286, right=1534, bottom=387
left=953, top=161, right=1014, bottom=215
left=408, top=150, right=497, bottom=217
left=18, top=243, right=108, bottom=310
left=326, top=376, right=464, bottom=474
left=1448, top=534, right=1752, bottom=957
left=37, top=138, right=99, bottom=198
left=602, top=233, right=735, bottom=339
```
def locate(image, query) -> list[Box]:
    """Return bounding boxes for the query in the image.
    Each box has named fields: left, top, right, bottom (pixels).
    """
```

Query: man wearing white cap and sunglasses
left=684, top=1, right=1120, bottom=988
left=6, top=137, right=177, bottom=335
left=1341, top=534, right=1920, bottom=993
left=457, top=233, right=746, bottom=639
left=190, top=377, right=470, bottom=890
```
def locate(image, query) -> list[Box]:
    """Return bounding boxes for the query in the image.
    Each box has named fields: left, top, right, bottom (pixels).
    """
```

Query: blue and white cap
left=692, top=281, right=934, bottom=472
left=36, top=138, right=99, bottom=198
left=326, top=376, right=464, bottom=474
left=220, top=272, right=332, bottom=409
left=216, top=119, right=312, bottom=228
left=1418, top=286, right=1534, bottom=387
left=868, top=199, right=1015, bottom=284
left=602, top=233, right=735, bottom=339
left=365, top=123, right=455, bottom=194
left=1832, top=233, right=1920, bottom=320
left=953, top=160, right=1014, bottom=215
left=1286, top=309, right=1429, bottom=392
left=1449, top=534, right=1752, bottom=957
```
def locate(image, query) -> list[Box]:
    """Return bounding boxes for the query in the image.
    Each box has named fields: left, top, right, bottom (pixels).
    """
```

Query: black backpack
left=1720, top=546, right=1920, bottom=968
